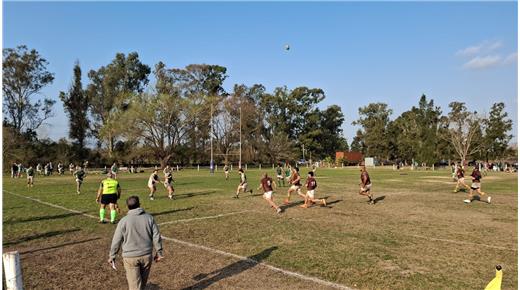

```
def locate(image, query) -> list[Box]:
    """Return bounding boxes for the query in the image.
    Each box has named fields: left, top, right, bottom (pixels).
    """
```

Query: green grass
left=3, top=167, right=518, bottom=289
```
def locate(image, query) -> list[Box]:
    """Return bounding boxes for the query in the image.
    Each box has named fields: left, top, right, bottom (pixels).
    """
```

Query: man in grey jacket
left=109, top=196, right=164, bottom=290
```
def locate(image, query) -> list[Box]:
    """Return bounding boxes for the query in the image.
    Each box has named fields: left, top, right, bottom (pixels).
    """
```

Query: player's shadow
left=281, top=200, right=305, bottom=210
left=20, top=237, right=101, bottom=255
left=5, top=212, right=84, bottom=225
left=372, top=196, right=386, bottom=204
left=152, top=207, right=195, bottom=217
left=174, top=190, right=216, bottom=200
left=181, top=246, right=278, bottom=290
left=4, top=228, right=81, bottom=246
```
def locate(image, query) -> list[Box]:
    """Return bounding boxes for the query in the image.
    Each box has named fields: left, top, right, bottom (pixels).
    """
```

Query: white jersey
left=148, top=173, right=159, bottom=187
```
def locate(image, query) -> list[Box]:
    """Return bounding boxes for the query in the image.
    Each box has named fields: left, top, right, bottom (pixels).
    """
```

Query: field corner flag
left=484, top=265, right=502, bottom=290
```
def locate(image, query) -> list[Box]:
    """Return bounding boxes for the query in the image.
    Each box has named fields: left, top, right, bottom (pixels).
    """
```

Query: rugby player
left=74, top=166, right=86, bottom=194
left=95, top=172, right=121, bottom=224
left=26, top=166, right=35, bottom=187
left=300, top=171, right=326, bottom=208
left=234, top=168, right=252, bottom=198
left=464, top=165, right=492, bottom=204
left=148, top=170, right=160, bottom=200
left=359, top=165, right=374, bottom=204
left=257, top=173, right=282, bottom=213
left=284, top=167, right=305, bottom=204
left=276, top=164, right=284, bottom=187
left=224, top=164, right=230, bottom=180
left=163, top=165, right=175, bottom=199
left=453, top=164, right=470, bottom=193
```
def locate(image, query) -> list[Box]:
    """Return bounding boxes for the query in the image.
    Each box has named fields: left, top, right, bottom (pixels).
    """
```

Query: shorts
left=76, top=179, right=83, bottom=184
left=361, top=184, right=372, bottom=192
left=164, top=180, right=173, bottom=188
left=290, top=185, right=301, bottom=192
left=148, top=183, right=156, bottom=190
left=277, top=175, right=283, bottom=179
left=239, top=183, right=248, bottom=190
left=458, top=178, right=465, bottom=183
left=263, top=191, right=273, bottom=199
left=306, top=190, right=315, bottom=199
left=27, top=176, right=33, bottom=183
left=471, top=183, right=480, bottom=190
left=101, top=194, right=118, bottom=205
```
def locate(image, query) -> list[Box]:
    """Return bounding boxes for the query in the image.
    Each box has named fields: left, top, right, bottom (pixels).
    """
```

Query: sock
left=110, top=210, right=117, bottom=223
left=100, top=208, right=106, bottom=221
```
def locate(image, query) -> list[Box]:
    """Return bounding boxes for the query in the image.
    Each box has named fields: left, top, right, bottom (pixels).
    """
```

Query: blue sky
left=4, top=1, right=518, bottom=144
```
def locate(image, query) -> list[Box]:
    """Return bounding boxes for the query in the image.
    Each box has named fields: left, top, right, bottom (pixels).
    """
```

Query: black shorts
left=101, top=194, right=118, bottom=205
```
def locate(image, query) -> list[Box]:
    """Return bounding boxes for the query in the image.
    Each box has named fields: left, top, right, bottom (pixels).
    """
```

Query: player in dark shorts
left=359, top=165, right=374, bottom=204
left=464, top=166, right=491, bottom=204
left=276, top=164, right=284, bottom=187
left=453, top=164, right=470, bottom=193
left=163, top=165, right=175, bottom=199
left=257, top=173, right=282, bottom=213
left=301, top=171, right=326, bottom=208
left=96, top=172, right=121, bottom=224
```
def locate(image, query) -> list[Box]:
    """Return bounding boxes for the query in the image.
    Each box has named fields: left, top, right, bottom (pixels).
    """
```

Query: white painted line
left=3, top=190, right=353, bottom=290
left=158, top=210, right=253, bottom=226
left=408, top=234, right=516, bottom=251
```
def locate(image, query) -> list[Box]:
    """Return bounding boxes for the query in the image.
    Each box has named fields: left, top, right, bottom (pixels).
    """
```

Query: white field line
left=3, top=190, right=353, bottom=290
left=158, top=210, right=253, bottom=226
left=407, top=234, right=517, bottom=251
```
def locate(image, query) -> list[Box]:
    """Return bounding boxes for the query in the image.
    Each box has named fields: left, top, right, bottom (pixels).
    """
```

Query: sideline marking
left=408, top=234, right=516, bottom=251
left=4, top=190, right=353, bottom=290
left=158, top=210, right=252, bottom=226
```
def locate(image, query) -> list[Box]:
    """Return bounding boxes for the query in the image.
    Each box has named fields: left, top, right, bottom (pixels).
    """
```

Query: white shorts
left=290, top=185, right=301, bottom=192
left=458, top=178, right=465, bottom=183
left=148, top=183, right=156, bottom=190
left=277, top=175, right=283, bottom=179
left=361, top=184, right=372, bottom=192
left=76, top=179, right=82, bottom=184
left=239, top=183, right=248, bottom=190
left=263, top=191, right=273, bottom=199
left=471, top=182, right=480, bottom=189
left=306, top=190, right=315, bottom=199
left=27, top=176, right=33, bottom=182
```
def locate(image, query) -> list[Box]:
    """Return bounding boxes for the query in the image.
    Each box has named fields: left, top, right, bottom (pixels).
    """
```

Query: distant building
left=336, top=151, right=364, bottom=165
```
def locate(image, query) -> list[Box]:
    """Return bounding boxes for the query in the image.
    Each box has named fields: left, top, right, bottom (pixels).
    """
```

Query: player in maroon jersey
left=284, top=167, right=306, bottom=204
left=359, top=165, right=374, bottom=204
left=464, top=165, right=491, bottom=204
left=300, top=171, right=326, bottom=208
left=257, top=173, right=283, bottom=213
left=453, top=164, right=470, bottom=193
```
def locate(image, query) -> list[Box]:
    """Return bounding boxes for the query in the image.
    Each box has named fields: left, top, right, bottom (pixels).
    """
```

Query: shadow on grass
left=174, top=190, right=216, bottom=200
left=152, top=207, right=195, bottom=217
left=4, top=228, right=81, bottom=247
left=182, top=246, right=278, bottom=290
left=5, top=212, right=84, bottom=225
left=145, top=283, right=161, bottom=290
left=373, top=195, right=386, bottom=204
left=281, top=200, right=305, bottom=210
left=20, top=237, right=101, bottom=255
left=323, top=199, right=343, bottom=208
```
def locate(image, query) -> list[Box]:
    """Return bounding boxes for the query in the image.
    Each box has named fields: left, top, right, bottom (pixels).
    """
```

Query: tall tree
left=445, top=102, right=483, bottom=164
left=317, top=105, right=348, bottom=158
left=353, top=103, right=392, bottom=159
left=59, top=62, right=89, bottom=158
left=483, top=102, right=513, bottom=161
left=86, top=52, right=151, bottom=157
left=350, top=129, right=366, bottom=153
left=3, top=45, right=55, bottom=134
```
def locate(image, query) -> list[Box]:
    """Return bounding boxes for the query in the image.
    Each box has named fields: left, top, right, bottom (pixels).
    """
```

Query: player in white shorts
left=234, top=168, right=253, bottom=198
left=258, top=173, right=282, bottom=213
left=163, top=165, right=175, bottom=199
left=148, top=170, right=159, bottom=200
left=301, top=171, right=326, bottom=208
left=284, top=167, right=306, bottom=204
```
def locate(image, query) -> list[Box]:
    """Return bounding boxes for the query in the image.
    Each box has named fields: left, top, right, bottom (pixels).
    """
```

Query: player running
left=148, top=170, right=160, bottom=200
left=74, top=166, right=86, bottom=194
left=234, top=168, right=252, bottom=198
left=96, top=172, right=121, bottom=224
left=257, top=173, right=282, bottom=213
left=301, top=171, right=326, bottom=208
left=111, top=162, right=119, bottom=179
left=163, top=165, right=175, bottom=199
left=359, top=165, right=374, bottom=204
left=224, top=164, right=230, bottom=180
left=453, top=164, right=470, bottom=193
left=26, top=166, right=35, bottom=187
left=57, top=162, right=64, bottom=175
left=276, top=164, right=284, bottom=187
left=464, top=166, right=492, bottom=204
left=284, top=167, right=305, bottom=204
left=69, top=163, right=75, bottom=174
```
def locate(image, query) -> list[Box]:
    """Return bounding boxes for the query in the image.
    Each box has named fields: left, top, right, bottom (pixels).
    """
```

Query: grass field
left=3, top=167, right=518, bottom=289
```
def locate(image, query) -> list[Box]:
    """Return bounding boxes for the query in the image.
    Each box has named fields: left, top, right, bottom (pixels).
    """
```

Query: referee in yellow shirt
left=96, top=172, right=121, bottom=224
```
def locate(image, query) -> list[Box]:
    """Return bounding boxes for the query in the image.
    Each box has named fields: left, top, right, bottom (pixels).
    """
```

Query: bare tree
left=445, top=102, right=484, bottom=164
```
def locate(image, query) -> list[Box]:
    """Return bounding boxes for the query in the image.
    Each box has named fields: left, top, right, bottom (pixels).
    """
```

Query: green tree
left=318, top=105, right=348, bottom=158
left=350, top=129, right=365, bottom=153
left=86, top=52, right=151, bottom=157
left=59, top=62, right=90, bottom=159
left=483, top=102, right=513, bottom=161
left=3, top=45, right=55, bottom=133
left=353, top=103, right=392, bottom=159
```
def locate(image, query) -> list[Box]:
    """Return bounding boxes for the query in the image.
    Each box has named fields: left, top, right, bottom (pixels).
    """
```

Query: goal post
left=3, top=251, right=23, bottom=290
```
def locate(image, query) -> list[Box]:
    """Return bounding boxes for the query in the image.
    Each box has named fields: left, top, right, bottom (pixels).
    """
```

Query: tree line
left=2, top=45, right=515, bottom=168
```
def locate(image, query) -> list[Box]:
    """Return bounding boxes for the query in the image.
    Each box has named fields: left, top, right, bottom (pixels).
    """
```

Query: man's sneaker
left=150, top=196, right=155, bottom=201
left=321, top=199, right=327, bottom=206
left=110, top=221, right=117, bottom=224
left=77, top=191, right=81, bottom=195
left=233, top=195, right=239, bottom=199
left=487, top=196, right=491, bottom=204
left=99, top=220, right=106, bottom=224
left=249, top=190, right=253, bottom=194
left=168, top=194, right=173, bottom=199
left=463, top=199, right=471, bottom=203
left=276, top=208, right=282, bottom=214
left=453, top=190, right=458, bottom=193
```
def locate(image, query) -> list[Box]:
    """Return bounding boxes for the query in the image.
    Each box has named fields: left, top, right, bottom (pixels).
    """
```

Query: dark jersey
left=261, top=177, right=274, bottom=192
left=471, top=169, right=481, bottom=182
left=74, top=170, right=85, bottom=180
left=306, top=177, right=317, bottom=190
left=165, top=172, right=173, bottom=183
left=276, top=167, right=282, bottom=175
left=290, top=173, right=301, bottom=186
left=27, top=168, right=34, bottom=177
left=361, top=171, right=371, bottom=185
left=457, top=168, right=465, bottom=178
left=224, top=166, right=229, bottom=172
